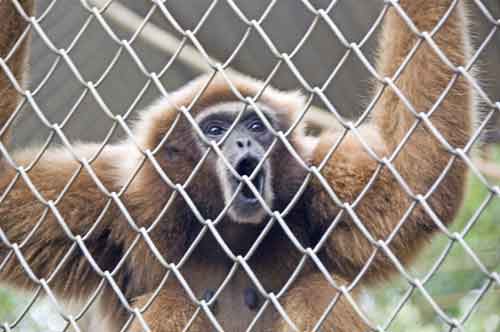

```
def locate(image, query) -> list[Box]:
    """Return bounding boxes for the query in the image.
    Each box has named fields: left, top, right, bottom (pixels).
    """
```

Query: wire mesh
left=0, top=0, right=499, bottom=331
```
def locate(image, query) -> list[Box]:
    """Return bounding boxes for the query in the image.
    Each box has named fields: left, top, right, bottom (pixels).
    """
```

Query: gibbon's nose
left=236, top=139, right=251, bottom=149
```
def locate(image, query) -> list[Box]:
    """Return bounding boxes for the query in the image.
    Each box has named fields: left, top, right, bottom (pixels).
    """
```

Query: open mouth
left=235, top=156, right=265, bottom=204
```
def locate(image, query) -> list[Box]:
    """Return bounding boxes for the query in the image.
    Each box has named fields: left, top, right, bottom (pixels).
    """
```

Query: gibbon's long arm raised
left=308, top=0, right=473, bottom=282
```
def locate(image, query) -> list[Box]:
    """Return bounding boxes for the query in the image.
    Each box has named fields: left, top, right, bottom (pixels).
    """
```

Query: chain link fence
left=0, top=0, right=499, bottom=331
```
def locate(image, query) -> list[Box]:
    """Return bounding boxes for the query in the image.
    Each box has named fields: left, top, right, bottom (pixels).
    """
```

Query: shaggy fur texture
left=0, top=1, right=474, bottom=331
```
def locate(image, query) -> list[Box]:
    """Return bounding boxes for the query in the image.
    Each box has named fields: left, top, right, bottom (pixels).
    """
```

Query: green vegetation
left=0, top=288, right=17, bottom=320
left=368, top=146, right=500, bottom=332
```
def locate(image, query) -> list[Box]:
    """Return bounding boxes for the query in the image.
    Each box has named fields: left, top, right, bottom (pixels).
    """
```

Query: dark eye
left=205, top=124, right=225, bottom=137
left=248, top=119, right=265, bottom=132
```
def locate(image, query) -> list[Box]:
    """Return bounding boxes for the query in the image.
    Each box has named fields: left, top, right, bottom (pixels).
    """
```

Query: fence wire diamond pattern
left=0, top=0, right=499, bottom=331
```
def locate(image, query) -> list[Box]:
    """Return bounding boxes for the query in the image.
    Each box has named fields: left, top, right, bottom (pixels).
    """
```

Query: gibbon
left=0, top=0, right=475, bottom=331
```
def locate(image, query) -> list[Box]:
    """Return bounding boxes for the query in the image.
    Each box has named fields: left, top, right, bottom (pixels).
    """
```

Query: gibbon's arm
left=0, top=1, right=126, bottom=300
left=0, top=145, right=124, bottom=296
left=308, top=0, right=473, bottom=282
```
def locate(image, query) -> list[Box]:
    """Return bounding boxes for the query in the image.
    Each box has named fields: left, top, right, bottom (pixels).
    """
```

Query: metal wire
left=0, top=0, right=498, bottom=331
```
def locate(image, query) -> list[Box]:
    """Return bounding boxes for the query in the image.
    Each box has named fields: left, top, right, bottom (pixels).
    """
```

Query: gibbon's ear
left=0, top=0, right=34, bottom=151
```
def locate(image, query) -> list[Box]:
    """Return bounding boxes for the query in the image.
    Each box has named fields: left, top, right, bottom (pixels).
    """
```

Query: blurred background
left=1, top=0, right=499, bottom=331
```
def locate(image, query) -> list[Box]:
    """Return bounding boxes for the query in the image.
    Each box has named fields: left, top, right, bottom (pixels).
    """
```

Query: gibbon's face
left=196, top=102, right=278, bottom=224
left=138, top=79, right=309, bottom=229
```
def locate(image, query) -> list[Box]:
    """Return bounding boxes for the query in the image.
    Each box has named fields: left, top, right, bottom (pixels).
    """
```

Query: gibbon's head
left=197, top=101, right=276, bottom=224
left=125, top=73, right=315, bottom=225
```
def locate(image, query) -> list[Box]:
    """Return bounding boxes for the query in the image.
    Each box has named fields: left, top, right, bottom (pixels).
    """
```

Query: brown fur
left=0, top=1, right=474, bottom=332
left=309, top=0, right=473, bottom=284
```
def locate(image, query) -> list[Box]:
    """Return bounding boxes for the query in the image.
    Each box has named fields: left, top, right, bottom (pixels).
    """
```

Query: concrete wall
left=12, top=0, right=500, bottom=148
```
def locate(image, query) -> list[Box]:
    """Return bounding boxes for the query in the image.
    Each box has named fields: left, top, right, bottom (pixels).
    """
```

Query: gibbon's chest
left=180, top=253, right=302, bottom=332
left=172, top=214, right=311, bottom=331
